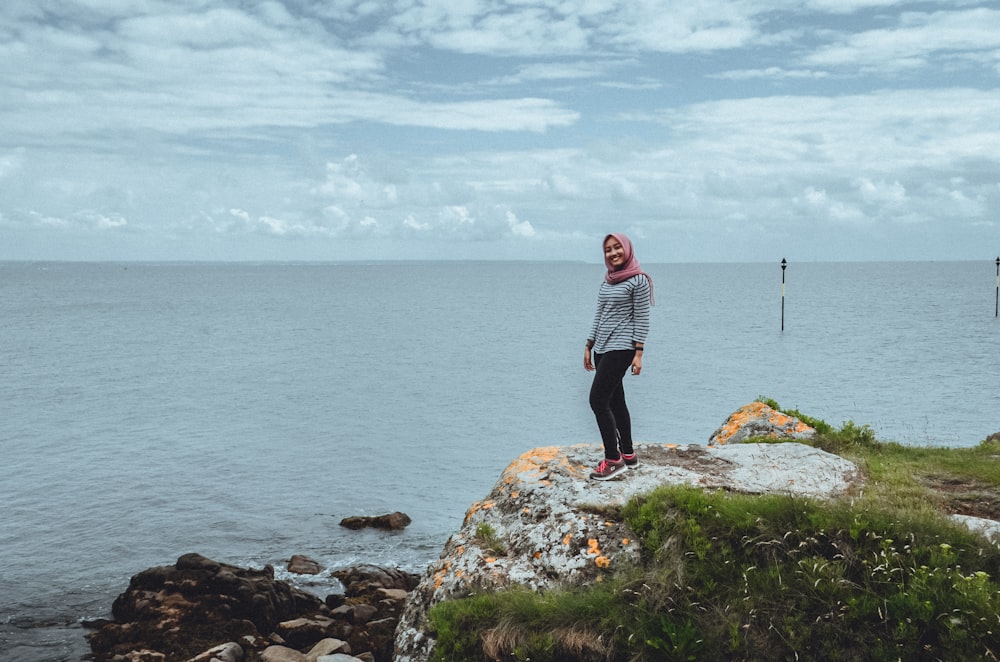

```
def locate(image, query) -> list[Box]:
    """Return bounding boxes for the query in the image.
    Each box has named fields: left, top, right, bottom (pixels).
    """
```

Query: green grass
left=426, top=402, right=1000, bottom=661
left=475, top=522, right=509, bottom=557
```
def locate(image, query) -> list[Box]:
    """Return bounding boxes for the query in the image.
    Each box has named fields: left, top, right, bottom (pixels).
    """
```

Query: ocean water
left=1, top=260, right=997, bottom=661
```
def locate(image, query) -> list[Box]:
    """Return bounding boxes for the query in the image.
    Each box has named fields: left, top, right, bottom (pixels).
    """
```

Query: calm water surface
left=1, top=261, right=997, bottom=660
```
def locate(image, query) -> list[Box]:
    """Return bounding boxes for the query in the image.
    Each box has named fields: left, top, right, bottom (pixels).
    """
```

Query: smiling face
left=604, top=236, right=627, bottom=268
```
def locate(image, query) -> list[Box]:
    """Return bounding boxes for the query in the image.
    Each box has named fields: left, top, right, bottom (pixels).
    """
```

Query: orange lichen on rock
left=563, top=534, right=572, bottom=546
left=710, top=401, right=816, bottom=446
left=595, top=556, right=610, bottom=568
left=712, top=401, right=766, bottom=445
left=500, top=447, right=560, bottom=484
left=499, top=446, right=588, bottom=490
left=586, top=539, right=600, bottom=556
left=463, top=499, right=496, bottom=524
left=433, top=561, right=452, bottom=590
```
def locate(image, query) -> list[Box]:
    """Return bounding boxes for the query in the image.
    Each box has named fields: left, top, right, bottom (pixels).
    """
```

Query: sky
left=1, top=0, right=999, bottom=263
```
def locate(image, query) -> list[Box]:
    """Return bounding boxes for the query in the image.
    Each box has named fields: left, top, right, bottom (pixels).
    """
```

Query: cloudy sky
left=2, top=0, right=998, bottom=262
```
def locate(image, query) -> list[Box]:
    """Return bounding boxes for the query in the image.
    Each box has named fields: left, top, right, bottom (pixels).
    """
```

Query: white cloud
left=802, top=0, right=919, bottom=12
left=506, top=209, right=537, bottom=237
left=856, top=178, right=907, bottom=206
left=804, top=8, right=1000, bottom=71
left=2, top=2, right=582, bottom=139
left=715, top=67, right=830, bottom=80
left=2, top=0, right=999, bottom=261
left=403, top=215, right=429, bottom=232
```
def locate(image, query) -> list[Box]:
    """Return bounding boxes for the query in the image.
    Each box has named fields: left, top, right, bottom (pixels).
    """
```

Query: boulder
left=275, top=616, right=338, bottom=651
left=393, top=439, right=863, bottom=661
left=708, top=400, right=816, bottom=445
left=304, top=638, right=350, bottom=661
left=339, top=512, right=412, bottom=531
left=260, top=646, right=307, bottom=662
left=287, top=555, right=324, bottom=575
left=185, top=642, right=243, bottom=661
left=331, top=564, right=418, bottom=598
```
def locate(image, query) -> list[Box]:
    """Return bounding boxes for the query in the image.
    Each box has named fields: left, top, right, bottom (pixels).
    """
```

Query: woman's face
left=604, top=237, right=627, bottom=268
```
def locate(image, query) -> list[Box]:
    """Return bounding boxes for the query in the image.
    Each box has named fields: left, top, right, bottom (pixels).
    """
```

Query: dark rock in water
left=88, top=553, right=417, bottom=662
left=339, top=512, right=412, bottom=531
left=287, top=554, right=324, bottom=575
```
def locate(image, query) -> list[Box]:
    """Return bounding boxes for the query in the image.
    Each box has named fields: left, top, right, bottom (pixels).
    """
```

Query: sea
left=1, top=260, right=997, bottom=661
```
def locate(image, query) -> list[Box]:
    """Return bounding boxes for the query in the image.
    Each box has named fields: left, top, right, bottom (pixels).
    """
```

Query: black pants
left=589, top=349, right=635, bottom=460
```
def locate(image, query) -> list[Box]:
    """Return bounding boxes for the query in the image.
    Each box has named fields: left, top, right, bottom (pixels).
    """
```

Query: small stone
left=349, top=604, right=378, bottom=625
left=185, top=642, right=243, bottom=662
left=330, top=604, right=353, bottom=619
left=376, top=588, right=409, bottom=602
left=260, top=645, right=308, bottom=662
left=276, top=616, right=336, bottom=650
left=305, top=638, right=350, bottom=662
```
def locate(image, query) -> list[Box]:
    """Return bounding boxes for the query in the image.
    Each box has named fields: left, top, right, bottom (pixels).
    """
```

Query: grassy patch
left=427, top=404, right=1000, bottom=661
left=475, top=522, right=508, bottom=557
left=760, top=397, right=1000, bottom=518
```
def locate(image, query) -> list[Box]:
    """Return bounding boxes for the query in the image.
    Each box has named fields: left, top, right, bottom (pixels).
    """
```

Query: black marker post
left=995, top=256, right=999, bottom=318
left=781, top=258, right=787, bottom=332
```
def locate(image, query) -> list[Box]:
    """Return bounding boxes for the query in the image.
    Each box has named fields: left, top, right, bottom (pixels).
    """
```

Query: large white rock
left=393, top=440, right=863, bottom=662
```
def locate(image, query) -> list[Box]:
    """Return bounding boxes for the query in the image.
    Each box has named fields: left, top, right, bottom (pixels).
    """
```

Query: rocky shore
left=85, top=552, right=418, bottom=662
left=87, top=403, right=1000, bottom=662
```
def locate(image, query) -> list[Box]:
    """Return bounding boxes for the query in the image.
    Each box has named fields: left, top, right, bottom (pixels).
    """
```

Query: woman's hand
left=631, top=353, right=643, bottom=375
left=584, top=347, right=594, bottom=371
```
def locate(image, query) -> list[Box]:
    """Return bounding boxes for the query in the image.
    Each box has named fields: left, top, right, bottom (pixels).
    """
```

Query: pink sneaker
left=621, top=452, right=638, bottom=467
left=590, top=457, right=629, bottom=481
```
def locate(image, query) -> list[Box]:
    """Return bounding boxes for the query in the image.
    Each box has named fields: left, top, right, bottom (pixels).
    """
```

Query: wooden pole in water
left=995, top=256, right=999, bottom=318
left=781, top=258, right=787, bottom=332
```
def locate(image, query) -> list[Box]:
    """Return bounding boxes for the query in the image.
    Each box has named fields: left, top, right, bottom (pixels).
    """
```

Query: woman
left=584, top=234, right=653, bottom=481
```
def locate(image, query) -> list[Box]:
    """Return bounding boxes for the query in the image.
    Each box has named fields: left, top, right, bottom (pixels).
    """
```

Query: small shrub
left=475, top=522, right=507, bottom=556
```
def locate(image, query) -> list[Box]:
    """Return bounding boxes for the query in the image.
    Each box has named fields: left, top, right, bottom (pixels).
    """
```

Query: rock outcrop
left=86, top=553, right=417, bottom=662
left=393, top=437, right=862, bottom=661
left=708, top=400, right=817, bottom=445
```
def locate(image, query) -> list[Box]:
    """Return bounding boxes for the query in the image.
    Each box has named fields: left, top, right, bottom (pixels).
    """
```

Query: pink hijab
left=604, top=233, right=654, bottom=305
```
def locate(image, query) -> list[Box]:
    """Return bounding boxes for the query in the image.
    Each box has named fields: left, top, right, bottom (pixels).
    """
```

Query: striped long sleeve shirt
left=587, top=274, right=651, bottom=353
